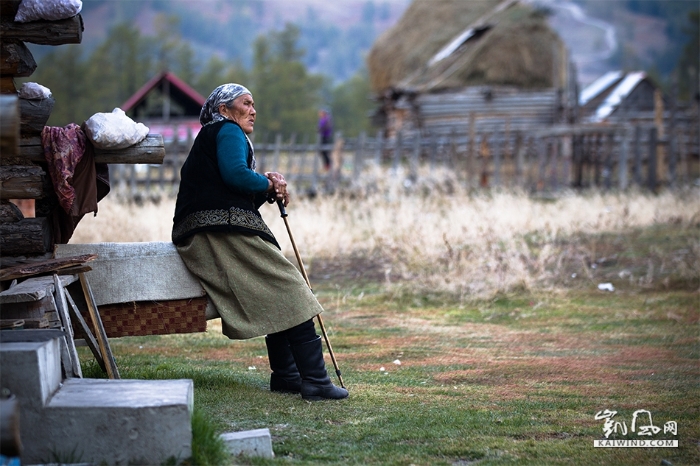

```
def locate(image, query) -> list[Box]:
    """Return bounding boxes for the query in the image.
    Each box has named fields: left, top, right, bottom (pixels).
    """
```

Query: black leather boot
left=265, top=336, right=302, bottom=394
left=291, top=336, right=349, bottom=401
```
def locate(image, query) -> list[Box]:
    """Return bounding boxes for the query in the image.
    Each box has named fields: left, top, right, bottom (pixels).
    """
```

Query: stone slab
left=22, top=378, right=194, bottom=466
left=0, top=339, right=62, bottom=408
left=220, top=428, right=275, bottom=459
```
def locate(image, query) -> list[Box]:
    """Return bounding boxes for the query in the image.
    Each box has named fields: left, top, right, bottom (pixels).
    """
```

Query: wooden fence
left=110, top=121, right=699, bottom=200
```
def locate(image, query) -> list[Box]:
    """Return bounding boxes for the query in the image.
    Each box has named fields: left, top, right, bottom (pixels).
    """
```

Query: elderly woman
left=172, top=84, right=348, bottom=401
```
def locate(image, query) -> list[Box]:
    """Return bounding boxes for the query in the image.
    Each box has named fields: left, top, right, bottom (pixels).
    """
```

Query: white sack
left=18, top=82, right=52, bottom=99
left=14, top=0, right=82, bottom=22
left=84, top=108, right=149, bottom=150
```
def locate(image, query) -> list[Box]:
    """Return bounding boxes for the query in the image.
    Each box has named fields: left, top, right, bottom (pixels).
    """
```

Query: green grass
left=77, top=222, right=699, bottom=465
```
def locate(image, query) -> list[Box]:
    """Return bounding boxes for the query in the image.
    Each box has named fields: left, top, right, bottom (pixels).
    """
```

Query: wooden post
left=468, top=113, right=476, bottom=189
left=619, top=127, right=629, bottom=190
left=515, top=133, right=525, bottom=189
left=493, top=129, right=502, bottom=188
left=354, top=131, right=366, bottom=180
left=79, top=273, right=120, bottom=379
left=410, top=131, right=420, bottom=181
left=648, top=127, right=658, bottom=193
left=373, top=130, right=384, bottom=166
left=392, top=130, right=402, bottom=173
left=603, top=132, right=614, bottom=190
left=668, top=86, right=677, bottom=189
left=633, top=125, right=642, bottom=186
left=561, top=134, right=573, bottom=188
left=53, top=274, right=82, bottom=378
left=654, top=88, right=666, bottom=182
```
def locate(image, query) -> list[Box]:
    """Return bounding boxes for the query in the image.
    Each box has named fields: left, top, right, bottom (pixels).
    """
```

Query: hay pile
left=367, top=0, right=567, bottom=93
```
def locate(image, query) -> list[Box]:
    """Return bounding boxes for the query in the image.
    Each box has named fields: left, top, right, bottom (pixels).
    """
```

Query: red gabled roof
left=121, top=71, right=206, bottom=114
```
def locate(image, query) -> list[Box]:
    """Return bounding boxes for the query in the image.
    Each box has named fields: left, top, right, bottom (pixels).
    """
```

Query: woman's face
left=220, top=94, right=256, bottom=134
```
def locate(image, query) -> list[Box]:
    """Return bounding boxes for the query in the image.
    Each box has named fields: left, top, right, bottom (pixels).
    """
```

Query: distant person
left=172, top=83, right=348, bottom=401
left=317, top=109, right=333, bottom=171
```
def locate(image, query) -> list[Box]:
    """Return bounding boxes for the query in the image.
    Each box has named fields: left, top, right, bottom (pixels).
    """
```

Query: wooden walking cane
left=277, top=201, right=345, bottom=388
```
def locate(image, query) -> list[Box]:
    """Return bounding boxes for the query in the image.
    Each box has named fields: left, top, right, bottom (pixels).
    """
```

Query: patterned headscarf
left=199, top=83, right=257, bottom=169
left=199, top=83, right=252, bottom=127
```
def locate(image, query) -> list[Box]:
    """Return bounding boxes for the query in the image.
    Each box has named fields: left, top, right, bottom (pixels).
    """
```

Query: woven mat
left=74, top=297, right=208, bottom=338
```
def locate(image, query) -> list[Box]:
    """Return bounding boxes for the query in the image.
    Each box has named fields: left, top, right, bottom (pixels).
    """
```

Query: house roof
left=367, top=0, right=568, bottom=94
left=580, top=71, right=651, bottom=122
left=121, top=71, right=206, bottom=118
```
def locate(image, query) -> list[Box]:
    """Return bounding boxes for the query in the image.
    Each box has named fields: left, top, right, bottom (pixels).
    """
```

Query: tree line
left=22, top=15, right=376, bottom=140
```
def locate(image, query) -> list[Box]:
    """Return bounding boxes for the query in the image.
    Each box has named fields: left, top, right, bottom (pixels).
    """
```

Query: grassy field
left=74, top=182, right=699, bottom=465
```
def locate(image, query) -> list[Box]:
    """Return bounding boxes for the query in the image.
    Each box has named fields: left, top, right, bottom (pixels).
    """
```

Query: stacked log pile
left=0, top=0, right=164, bottom=272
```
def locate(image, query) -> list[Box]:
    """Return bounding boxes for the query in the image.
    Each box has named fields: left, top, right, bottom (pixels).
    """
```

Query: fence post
left=354, top=131, right=366, bottom=181
left=392, top=130, right=402, bottom=173
left=374, top=130, right=384, bottom=167
left=647, top=127, right=658, bottom=192
left=468, top=113, right=476, bottom=189
left=410, top=131, right=420, bottom=181
left=515, top=133, right=525, bottom=189
left=618, top=127, right=629, bottom=190
left=603, top=131, right=613, bottom=190
left=493, top=129, right=501, bottom=188
left=273, top=133, right=282, bottom=173
left=633, top=125, right=642, bottom=186
left=562, top=133, right=572, bottom=188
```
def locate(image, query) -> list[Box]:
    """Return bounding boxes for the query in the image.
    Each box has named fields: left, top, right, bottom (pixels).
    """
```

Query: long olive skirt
left=176, top=231, right=322, bottom=339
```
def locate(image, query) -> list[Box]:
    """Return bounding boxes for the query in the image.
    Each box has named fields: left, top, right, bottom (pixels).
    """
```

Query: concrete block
left=0, top=339, right=62, bottom=408
left=220, top=428, right=275, bottom=459
left=21, top=378, right=194, bottom=466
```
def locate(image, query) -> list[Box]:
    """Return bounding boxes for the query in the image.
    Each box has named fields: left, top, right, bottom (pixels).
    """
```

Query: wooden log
left=19, top=133, right=165, bottom=164
left=19, top=96, right=54, bottom=135
left=0, top=39, right=36, bottom=76
left=0, top=14, right=83, bottom=45
left=0, top=165, right=46, bottom=199
left=0, top=200, right=22, bottom=222
left=0, top=216, right=51, bottom=256
left=0, top=94, right=18, bottom=157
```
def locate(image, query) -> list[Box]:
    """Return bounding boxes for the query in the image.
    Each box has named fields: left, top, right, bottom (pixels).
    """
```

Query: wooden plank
left=19, top=96, right=54, bottom=135
left=51, top=291, right=75, bottom=378
left=0, top=253, right=96, bottom=281
left=64, top=288, right=105, bottom=373
left=53, top=274, right=81, bottom=377
left=0, top=165, right=47, bottom=199
left=54, top=243, right=205, bottom=306
left=0, top=14, right=83, bottom=45
left=0, top=274, right=77, bottom=304
left=0, top=39, right=36, bottom=77
left=0, top=216, right=51, bottom=255
left=19, top=133, right=165, bottom=164
left=79, top=273, right=119, bottom=379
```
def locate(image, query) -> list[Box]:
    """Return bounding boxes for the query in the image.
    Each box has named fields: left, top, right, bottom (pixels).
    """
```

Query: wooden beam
left=0, top=94, right=18, bottom=157
left=0, top=216, right=51, bottom=256
left=19, top=133, right=165, bottom=164
left=0, top=165, right=47, bottom=199
left=0, top=39, right=36, bottom=77
left=0, top=253, right=96, bottom=281
left=19, top=96, right=54, bottom=135
left=0, top=14, right=83, bottom=45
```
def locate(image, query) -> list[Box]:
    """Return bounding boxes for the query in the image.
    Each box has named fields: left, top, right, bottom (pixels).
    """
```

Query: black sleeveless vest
left=172, top=120, right=278, bottom=248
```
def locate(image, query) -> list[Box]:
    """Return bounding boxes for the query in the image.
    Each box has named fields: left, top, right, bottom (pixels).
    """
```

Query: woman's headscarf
left=199, top=83, right=257, bottom=169
left=199, top=83, right=252, bottom=127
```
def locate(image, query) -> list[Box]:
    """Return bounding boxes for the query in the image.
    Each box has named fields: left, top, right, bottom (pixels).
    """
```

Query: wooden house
left=578, top=70, right=662, bottom=124
left=366, top=0, right=578, bottom=137
left=121, top=70, right=206, bottom=143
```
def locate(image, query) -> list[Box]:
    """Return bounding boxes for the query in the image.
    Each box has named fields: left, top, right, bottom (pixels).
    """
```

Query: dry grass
left=71, top=166, right=700, bottom=298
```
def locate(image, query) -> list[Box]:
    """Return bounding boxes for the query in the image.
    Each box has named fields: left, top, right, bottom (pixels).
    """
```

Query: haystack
left=367, top=0, right=568, bottom=93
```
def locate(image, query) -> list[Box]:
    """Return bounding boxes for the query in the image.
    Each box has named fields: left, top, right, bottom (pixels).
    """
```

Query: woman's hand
left=265, top=172, right=290, bottom=207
